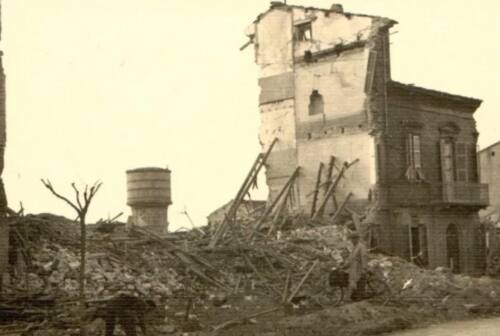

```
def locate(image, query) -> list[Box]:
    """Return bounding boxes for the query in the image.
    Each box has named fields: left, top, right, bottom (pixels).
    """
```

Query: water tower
left=126, top=167, right=172, bottom=234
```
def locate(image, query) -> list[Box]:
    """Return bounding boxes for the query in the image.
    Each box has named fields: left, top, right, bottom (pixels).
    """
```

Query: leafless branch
left=71, top=183, right=83, bottom=210
left=41, top=179, right=80, bottom=213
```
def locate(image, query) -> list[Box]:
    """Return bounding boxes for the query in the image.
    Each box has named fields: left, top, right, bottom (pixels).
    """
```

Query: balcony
left=439, top=182, right=489, bottom=207
left=383, top=182, right=489, bottom=208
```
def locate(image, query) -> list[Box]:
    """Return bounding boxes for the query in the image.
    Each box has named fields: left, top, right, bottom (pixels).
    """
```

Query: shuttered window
left=455, top=143, right=467, bottom=182
left=406, top=134, right=424, bottom=180
left=439, top=140, right=478, bottom=183
left=467, top=144, right=478, bottom=182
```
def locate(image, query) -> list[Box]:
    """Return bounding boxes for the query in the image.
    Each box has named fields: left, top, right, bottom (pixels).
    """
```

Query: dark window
left=295, top=22, right=312, bottom=41
left=405, top=133, right=424, bottom=180
left=468, top=144, right=478, bottom=182
left=308, top=90, right=324, bottom=116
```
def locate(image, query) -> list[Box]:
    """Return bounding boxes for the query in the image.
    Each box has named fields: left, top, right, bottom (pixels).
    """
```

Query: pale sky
left=2, top=0, right=500, bottom=229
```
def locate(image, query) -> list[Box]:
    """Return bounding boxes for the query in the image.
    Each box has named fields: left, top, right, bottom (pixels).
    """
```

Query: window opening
left=295, top=22, right=312, bottom=41
left=405, top=133, right=424, bottom=180
left=308, top=90, right=324, bottom=116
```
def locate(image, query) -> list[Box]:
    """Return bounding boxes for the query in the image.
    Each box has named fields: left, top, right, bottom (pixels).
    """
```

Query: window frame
left=405, top=132, right=424, bottom=181
left=294, top=22, right=313, bottom=42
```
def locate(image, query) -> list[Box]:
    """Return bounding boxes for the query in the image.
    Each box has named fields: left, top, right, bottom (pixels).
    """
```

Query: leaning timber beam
left=310, top=162, right=324, bottom=217
left=249, top=167, right=300, bottom=240
left=312, top=159, right=359, bottom=220
left=330, top=192, right=354, bottom=224
left=209, top=138, right=278, bottom=248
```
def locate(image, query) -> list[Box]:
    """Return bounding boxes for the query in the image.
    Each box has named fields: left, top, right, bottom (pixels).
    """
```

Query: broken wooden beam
left=324, top=156, right=336, bottom=196
left=287, top=260, right=319, bottom=303
left=312, top=158, right=359, bottom=220
left=249, top=167, right=300, bottom=239
left=330, top=192, right=354, bottom=224
left=267, top=181, right=297, bottom=237
left=210, top=138, right=278, bottom=248
left=310, top=162, right=324, bottom=217
left=282, top=270, right=291, bottom=303
left=242, top=254, right=281, bottom=297
left=212, top=307, right=280, bottom=332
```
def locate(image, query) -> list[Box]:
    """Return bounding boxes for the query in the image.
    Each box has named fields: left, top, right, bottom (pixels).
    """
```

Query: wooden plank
left=249, top=167, right=300, bottom=239
left=282, top=270, right=291, bottom=303
left=287, top=260, right=319, bottom=303
left=324, top=156, right=336, bottom=196
left=331, top=192, right=354, bottom=224
left=268, top=182, right=296, bottom=237
left=212, top=307, right=280, bottom=332
left=210, top=138, right=278, bottom=248
left=310, top=162, right=324, bottom=217
left=243, top=255, right=281, bottom=297
left=312, top=174, right=341, bottom=220
left=313, top=159, right=359, bottom=220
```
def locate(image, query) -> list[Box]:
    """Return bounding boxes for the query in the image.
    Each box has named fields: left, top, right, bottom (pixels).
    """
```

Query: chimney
left=330, top=4, right=344, bottom=13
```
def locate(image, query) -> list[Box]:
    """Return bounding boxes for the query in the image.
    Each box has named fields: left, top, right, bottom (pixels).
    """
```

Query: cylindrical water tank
left=126, top=167, right=172, bottom=207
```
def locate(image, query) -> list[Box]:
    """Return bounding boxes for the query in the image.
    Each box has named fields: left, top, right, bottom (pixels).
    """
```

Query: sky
left=1, top=0, right=500, bottom=229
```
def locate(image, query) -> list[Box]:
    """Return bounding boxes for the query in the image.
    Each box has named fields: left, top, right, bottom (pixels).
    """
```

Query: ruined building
left=0, top=3, right=8, bottom=288
left=126, top=167, right=172, bottom=235
left=246, top=3, right=488, bottom=274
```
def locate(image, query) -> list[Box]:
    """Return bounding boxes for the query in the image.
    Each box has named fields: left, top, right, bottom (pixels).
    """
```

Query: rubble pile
left=3, top=211, right=500, bottom=335
left=7, top=218, right=191, bottom=301
left=281, top=224, right=500, bottom=311
left=371, top=255, right=500, bottom=310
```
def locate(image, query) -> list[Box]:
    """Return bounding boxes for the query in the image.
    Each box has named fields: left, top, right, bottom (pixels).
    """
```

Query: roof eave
left=389, top=81, right=482, bottom=111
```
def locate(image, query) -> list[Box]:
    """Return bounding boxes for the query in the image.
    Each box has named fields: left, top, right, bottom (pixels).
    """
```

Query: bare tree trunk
left=40, top=179, right=101, bottom=336
left=79, top=217, right=86, bottom=336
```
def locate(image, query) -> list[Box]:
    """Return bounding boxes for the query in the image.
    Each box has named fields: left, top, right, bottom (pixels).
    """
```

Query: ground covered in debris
left=2, top=213, right=500, bottom=336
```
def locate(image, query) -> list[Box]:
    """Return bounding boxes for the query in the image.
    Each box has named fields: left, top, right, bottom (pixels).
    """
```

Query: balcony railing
left=384, top=182, right=489, bottom=207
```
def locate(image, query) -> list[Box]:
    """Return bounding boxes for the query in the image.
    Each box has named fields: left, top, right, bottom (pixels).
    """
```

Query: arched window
left=308, top=90, right=324, bottom=116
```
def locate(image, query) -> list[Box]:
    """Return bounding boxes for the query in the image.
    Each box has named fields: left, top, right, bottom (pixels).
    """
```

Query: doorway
left=409, top=221, right=428, bottom=267
left=446, top=224, right=461, bottom=273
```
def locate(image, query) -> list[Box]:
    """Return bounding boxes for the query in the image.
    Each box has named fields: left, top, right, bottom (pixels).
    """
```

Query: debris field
left=2, top=210, right=500, bottom=336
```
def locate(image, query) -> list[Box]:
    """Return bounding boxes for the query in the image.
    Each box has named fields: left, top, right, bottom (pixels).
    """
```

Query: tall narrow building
left=246, top=3, right=487, bottom=274
left=0, top=2, right=8, bottom=290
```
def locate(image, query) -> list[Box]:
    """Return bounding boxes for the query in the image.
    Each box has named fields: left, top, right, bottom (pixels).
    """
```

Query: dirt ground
left=386, top=317, right=500, bottom=336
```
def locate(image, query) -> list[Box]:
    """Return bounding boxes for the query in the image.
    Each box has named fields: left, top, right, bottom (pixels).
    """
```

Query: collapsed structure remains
left=245, top=2, right=488, bottom=274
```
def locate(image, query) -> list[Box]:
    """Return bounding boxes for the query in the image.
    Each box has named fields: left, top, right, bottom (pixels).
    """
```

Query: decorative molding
left=438, top=121, right=461, bottom=135
left=401, top=120, right=424, bottom=130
